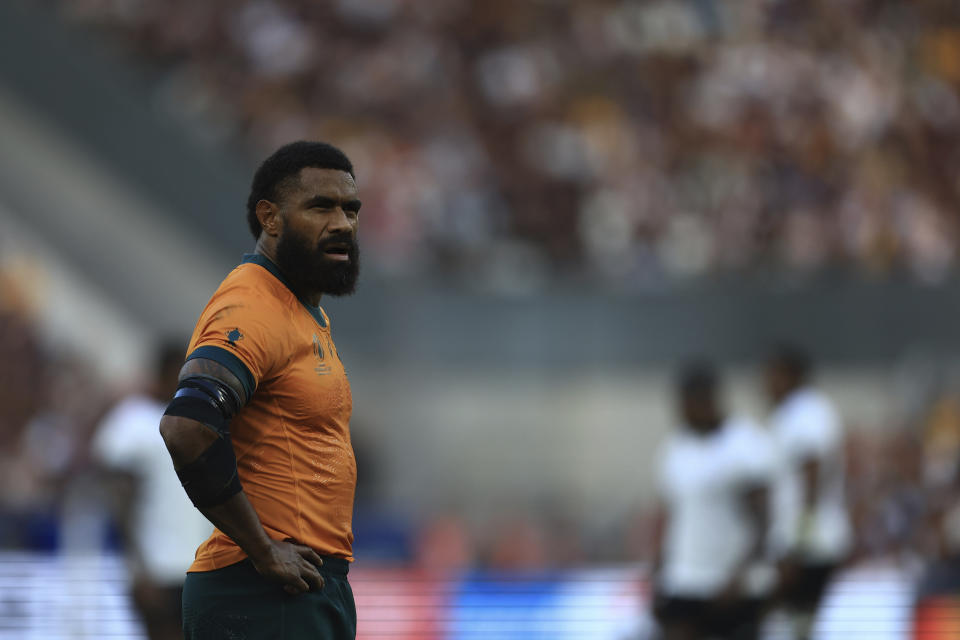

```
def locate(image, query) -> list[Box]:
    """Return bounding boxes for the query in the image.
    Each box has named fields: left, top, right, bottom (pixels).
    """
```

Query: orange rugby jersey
left=185, top=253, right=356, bottom=571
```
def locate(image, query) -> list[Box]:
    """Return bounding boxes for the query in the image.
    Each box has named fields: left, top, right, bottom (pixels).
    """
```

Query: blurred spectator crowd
left=45, top=0, right=960, bottom=289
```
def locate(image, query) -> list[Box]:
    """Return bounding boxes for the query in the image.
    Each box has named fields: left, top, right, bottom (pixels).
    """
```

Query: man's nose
left=328, top=207, right=354, bottom=234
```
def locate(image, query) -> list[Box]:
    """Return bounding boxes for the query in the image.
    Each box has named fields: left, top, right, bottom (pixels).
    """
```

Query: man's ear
left=255, top=200, right=281, bottom=237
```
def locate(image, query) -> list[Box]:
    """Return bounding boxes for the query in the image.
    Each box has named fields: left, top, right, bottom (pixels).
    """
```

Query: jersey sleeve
left=186, top=280, right=283, bottom=400
left=782, top=400, right=841, bottom=462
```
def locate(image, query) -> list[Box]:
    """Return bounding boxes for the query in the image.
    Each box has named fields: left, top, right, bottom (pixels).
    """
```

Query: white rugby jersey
left=93, top=395, right=212, bottom=583
left=657, top=416, right=776, bottom=598
left=769, top=387, right=852, bottom=563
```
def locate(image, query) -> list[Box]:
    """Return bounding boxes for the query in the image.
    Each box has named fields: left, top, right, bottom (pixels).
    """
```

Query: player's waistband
left=318, top=555, right=350, bottom=576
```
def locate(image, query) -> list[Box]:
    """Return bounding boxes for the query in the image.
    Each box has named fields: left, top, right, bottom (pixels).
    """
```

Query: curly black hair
left=246, top=141, right=355, bottom=240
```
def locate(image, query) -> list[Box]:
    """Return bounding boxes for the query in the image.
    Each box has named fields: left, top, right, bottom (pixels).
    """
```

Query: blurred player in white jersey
left=652, top=361, right=777, bottom=640
left=765, top=345, right=852, bottom=640
left=92, top=342, right=212, bottom=640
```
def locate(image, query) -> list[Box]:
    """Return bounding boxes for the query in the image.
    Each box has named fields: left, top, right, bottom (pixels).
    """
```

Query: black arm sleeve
left=163, top=376, right=244, bottom=508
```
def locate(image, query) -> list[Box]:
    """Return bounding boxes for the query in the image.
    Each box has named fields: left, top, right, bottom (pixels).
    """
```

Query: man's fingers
left=266, top=540, right=325, bottom=594
left=298, top=556, right=323, bottom=588
left=298, top=547, right=325, bottom=569
left=301, top=563, right=324, bottom=592
left=284, top=576, right=310, bottom=595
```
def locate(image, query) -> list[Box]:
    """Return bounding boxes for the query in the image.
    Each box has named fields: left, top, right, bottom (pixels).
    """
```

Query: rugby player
left=159, top=141, right=361, bottom=639
left=766, top=345, right=851, bottom=640
left=652, top=362, right=776, bottom=640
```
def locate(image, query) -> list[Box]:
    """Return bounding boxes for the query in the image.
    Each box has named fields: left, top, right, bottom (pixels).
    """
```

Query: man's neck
left=253, top=242, right=323, bottom=306
left=253, top=239, right=279, bottom=266
left=690, top=416, right=723, bottom=435
left=776, top=383, right=806, bottom=407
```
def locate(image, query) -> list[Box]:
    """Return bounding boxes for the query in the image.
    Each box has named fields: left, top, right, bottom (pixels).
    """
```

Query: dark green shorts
left=182, top=557, right=356, bottom=640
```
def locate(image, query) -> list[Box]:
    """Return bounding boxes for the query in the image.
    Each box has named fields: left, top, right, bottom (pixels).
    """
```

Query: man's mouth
left=322, top=243, right=352, bottom=262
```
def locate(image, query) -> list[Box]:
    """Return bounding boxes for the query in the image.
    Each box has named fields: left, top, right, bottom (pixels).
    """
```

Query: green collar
left=242, top=253, right=327, bottom=328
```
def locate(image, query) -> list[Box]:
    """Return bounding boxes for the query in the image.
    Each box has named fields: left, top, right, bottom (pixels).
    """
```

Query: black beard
left=274, top=229, right=360, bottom=298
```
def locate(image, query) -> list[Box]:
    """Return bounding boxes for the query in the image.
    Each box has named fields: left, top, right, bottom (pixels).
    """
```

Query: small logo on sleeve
left=227, top=328, right=244, bottom=344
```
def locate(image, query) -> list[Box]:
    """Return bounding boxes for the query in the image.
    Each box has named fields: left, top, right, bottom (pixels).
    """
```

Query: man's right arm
left=159, top=357, right=324, bottom=594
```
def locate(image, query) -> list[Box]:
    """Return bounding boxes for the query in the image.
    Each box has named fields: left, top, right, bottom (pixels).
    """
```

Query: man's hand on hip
left=250, top=539, right=326, bottom=595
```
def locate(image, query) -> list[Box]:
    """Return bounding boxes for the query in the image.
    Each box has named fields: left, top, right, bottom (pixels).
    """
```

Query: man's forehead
left=294, top=167, right=358, bottom=197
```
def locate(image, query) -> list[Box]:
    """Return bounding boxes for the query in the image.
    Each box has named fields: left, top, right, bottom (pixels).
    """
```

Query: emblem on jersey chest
left=313, top=333, right=332, bottom=376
